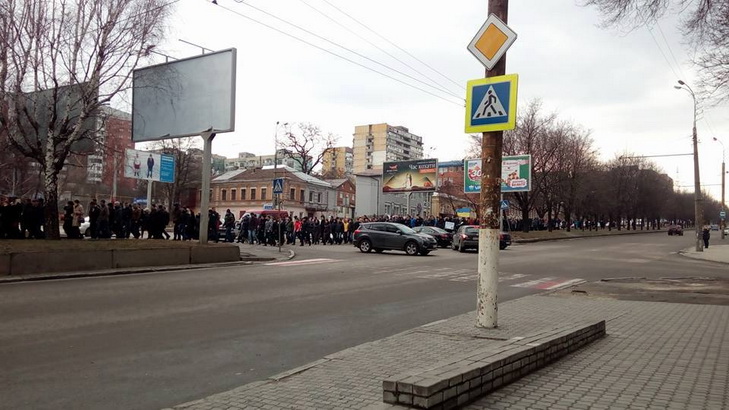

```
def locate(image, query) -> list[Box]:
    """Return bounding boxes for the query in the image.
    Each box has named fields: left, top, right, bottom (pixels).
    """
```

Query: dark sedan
left=412, top=226, right=453, bottom=248
left=451, top=225, right=511, bottom=252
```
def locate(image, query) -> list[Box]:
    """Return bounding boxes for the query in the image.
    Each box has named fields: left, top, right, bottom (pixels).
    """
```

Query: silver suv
left=352, top=222, right=437, bottom=256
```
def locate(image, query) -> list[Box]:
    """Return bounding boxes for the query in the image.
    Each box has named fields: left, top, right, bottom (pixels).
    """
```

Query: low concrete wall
left=0, top=254, right=10, bottom=276
left=1, top=245, right=240, bottom=276
left=383, top=320, right=606, bottom=409
left=10, top=250, right=114, bottom=276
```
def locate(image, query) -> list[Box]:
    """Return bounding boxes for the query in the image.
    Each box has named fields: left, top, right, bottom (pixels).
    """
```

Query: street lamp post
left=714, top=137, right=726, bottom=239
left=273, top=122, right=288, bottom=252
left=675, top=80, right=703, bottom=251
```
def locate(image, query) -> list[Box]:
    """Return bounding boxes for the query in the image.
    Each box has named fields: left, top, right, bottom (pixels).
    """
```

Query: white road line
left=544, top=278, right=586, bottom=290
left=264, top=258, right=338, bottom=266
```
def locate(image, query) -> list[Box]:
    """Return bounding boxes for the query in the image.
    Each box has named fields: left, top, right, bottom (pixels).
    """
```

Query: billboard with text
left=382, top=159, right=437, bottom=193
left=124, top=148, right=175, bottom=183
left=464, top=154, right=531, bottom=193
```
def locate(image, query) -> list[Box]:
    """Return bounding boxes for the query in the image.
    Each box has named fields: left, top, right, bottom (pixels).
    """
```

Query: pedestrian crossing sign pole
left=465, top=74, right=518, bottom=133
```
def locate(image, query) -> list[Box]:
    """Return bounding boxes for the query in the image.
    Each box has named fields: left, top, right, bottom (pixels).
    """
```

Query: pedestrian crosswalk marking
left=265, top=258, right=338, bottom=266
left=473, top=85, right=507, bottom=119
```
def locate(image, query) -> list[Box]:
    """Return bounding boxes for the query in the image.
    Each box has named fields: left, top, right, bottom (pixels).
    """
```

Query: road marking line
left=544, top=278, right=585, bottom=290
left=264, top=258, right=338, bottom=266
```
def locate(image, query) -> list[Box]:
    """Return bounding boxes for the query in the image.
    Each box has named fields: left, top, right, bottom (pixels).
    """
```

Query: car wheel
left=359, top=239, right=372, bottom=253
left=458, top=242, right=465, bottom=253
left=405, top=241, right=419, bottom=256
left=374, top=248, right=383, bottom=253
left=500, top=242, right=507, bottom=250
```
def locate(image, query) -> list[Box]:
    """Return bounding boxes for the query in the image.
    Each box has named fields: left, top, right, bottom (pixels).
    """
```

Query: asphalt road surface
left=0, top=232, right=724, bottom=410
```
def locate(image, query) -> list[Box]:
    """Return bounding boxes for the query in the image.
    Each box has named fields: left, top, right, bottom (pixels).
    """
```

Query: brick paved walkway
left=169, top=294, right=729, bottom=409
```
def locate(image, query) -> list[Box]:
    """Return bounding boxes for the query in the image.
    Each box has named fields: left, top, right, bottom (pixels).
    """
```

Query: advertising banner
left=464, top=154, right=531, bottom=193
left=382, top=159, right=437, bottom=193
left=124, top=148, right=175, bottom=183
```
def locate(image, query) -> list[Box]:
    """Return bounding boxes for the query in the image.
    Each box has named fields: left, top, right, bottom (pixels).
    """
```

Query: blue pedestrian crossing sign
left=500, top=200, right=509, bottom=210
left=272, top=178, right=284, bottom=194
left=465, top=74, right=518, bottom=133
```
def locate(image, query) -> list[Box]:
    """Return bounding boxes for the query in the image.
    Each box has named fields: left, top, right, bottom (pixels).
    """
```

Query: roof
left=213, top=166, right=332, bottom=188
left=324, top=179, right=348, bottom=188
left=213, top=169, right=246, bottom=181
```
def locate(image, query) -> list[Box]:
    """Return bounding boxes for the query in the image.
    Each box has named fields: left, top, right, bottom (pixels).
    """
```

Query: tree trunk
left=43, top=169, right=61, bottom=240
left=521, top=207, right=530, bottom=233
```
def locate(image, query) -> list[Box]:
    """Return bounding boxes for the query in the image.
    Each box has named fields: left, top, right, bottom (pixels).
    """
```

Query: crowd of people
left=0, top=196, right=46, bottom=239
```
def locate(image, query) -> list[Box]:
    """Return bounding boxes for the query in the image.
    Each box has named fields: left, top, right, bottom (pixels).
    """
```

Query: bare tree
left=0, top=0, right=171, bottom=238
left=279, top=123, right=338, bottom=175
left=148, top=138, right=202, bottom=209
left=503, top=99, right=559, bottom=232
left=582, top=0, right=729, bottom=100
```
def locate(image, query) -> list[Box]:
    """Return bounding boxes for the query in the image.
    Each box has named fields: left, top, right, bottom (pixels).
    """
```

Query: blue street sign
left=500, top=200, right=509, bottom=210
left=273, top=178, right=284, bottom=194
left=465, top=74, right=518, bottom=133
left=721, top=210, right=726, bottom=219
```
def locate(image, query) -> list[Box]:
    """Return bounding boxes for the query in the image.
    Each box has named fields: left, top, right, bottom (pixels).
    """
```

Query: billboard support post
left=146, top=179, right=153, bottom=211
left=199, top=131, right=216, bottom=244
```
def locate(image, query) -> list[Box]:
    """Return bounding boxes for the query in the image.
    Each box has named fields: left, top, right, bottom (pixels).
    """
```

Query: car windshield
left=429, top=227, right=447, bottom=234
left=463, top=227, right=479, bottom=234
left=399, top=225, right=416, bottom=234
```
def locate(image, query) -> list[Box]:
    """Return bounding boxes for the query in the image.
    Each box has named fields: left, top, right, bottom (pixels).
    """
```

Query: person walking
left=703, top=226, right=711, bottom=249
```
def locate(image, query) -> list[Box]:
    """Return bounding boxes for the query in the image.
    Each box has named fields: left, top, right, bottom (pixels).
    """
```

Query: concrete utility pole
left=478, top=0, right=508, bottom=328
left=675, top=81, right=703, bottom=251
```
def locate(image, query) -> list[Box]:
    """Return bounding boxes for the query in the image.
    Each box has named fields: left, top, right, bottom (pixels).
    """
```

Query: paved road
left=0, top=232, right=723, bottom=410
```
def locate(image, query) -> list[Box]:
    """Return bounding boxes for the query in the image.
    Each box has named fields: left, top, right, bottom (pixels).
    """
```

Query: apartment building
left=352, top=123, right=424, bottom=173
left=321, top=146, right=353, bottom=177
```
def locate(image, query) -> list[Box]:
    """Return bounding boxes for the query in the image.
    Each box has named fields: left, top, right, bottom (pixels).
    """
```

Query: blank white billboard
left=132, top=48, right=236, bottom=142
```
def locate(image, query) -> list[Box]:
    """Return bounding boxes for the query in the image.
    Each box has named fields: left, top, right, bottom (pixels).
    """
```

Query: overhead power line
left=297, top=0, right=461, bottom=98
left=210, top=1, right=464, bottom=106
left=321, top=0, right=465, bottom=92
left=226, top=0, right=463, bottom=101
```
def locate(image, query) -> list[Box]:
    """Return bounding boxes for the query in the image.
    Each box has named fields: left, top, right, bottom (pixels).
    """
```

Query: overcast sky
left=143, top=0, right=728, bottom=204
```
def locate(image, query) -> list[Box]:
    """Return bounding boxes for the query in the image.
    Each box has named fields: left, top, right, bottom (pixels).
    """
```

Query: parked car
left=667, top=225, right=684, bottom=236
left=353, top=222, right=437, bottom=256
left=80, top=216, right=91, bottom=238
left=412, top=226, right=453, bottom=248
left=451, top=225, right=511, bottom=252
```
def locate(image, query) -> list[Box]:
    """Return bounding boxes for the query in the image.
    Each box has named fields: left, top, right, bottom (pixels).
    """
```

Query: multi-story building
left=352, top=123, right=424, bottom=173
left=321, top=146, right=353, bottom=177
left=224, top=151, right=311, bottom=173
left=210, top=166, right=335, bottom=219
left=324, top=178, right=356, bottom=218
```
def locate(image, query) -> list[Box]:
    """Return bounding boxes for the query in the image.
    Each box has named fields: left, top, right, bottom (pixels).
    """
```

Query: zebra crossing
left=264, top=258, right=584, bottom=290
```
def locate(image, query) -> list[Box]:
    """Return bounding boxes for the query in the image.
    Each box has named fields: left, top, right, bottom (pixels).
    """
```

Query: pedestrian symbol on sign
left=272, top=178, right=284, bottom=194
left=473, top=86, right=507, bottom=119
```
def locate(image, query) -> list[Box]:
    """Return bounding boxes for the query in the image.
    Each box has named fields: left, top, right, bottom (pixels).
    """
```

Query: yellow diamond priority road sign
left=467, top=14, right=517, bottom=70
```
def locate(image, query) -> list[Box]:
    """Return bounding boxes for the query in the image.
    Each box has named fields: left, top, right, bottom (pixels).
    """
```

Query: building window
left=309, top=191, right=314, bottom=202
left=231, top=189, right=237, bottom=201
left=221, top=189, right=227, bottom=201
left=261, top=188, right=267, bottom=200
left=290, top=188, right=295, bottom=200
left=251, top=189, right=257, bottom=200
left=300, top=189, right=305, bottom=202
left=241, top=189, right=246, bottom=200
left=317, top=193, right=321, bottom=203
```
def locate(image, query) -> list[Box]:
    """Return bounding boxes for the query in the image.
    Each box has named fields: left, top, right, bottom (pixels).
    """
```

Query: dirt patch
left=552, top=277, right=729, bottom=305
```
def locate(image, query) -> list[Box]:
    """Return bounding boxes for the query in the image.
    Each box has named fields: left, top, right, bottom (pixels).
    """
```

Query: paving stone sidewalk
left=170, top=295, right=729, bottom=410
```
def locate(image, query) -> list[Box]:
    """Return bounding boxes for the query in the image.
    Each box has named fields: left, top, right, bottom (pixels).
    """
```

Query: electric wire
left=320, top=0, right=465, bottom=92
left=297, top=0, right=461, bottom=98
left=226, top=0, right=463, bottom=101
left=211, top=1, right=464, bottom=106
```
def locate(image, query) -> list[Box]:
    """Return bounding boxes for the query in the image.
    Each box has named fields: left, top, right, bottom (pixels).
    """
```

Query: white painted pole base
left=477, top=228, right=500, bottom=328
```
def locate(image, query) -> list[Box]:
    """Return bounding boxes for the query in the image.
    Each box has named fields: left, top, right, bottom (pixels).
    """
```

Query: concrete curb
left=512, top=229, right=663, bottom=244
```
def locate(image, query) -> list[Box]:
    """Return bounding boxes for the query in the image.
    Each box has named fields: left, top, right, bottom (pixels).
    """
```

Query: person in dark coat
left=702, top=226, right=711, bottom=248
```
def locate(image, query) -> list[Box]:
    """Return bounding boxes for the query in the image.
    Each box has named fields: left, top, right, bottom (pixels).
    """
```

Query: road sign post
left=471, top=0, right=514, bottom=329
